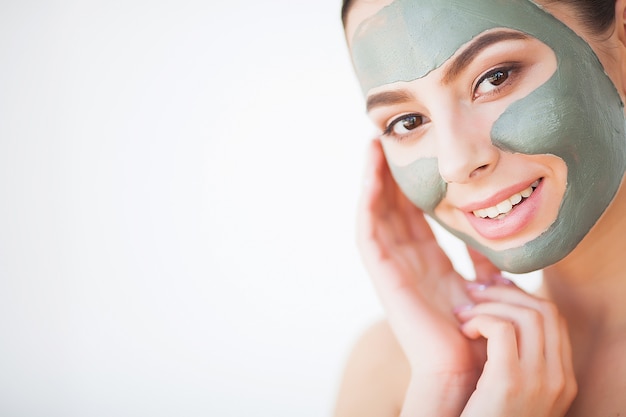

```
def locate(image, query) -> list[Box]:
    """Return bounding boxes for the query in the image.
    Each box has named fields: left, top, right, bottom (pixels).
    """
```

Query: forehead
left=346, top=0, right=548, bottom=43
left=347, top=0, right=573, bottom=95
left=344, top=0, right=395, bottom=46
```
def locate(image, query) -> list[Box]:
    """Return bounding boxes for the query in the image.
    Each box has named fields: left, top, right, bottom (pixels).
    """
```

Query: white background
left=0, top=1, right=538, bottom=416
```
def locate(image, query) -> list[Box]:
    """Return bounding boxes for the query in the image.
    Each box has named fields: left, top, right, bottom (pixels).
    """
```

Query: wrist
left=400, top=372, right=477, bottom=417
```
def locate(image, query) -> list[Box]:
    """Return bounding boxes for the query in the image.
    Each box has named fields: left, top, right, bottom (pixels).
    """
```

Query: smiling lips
left=461, top=178, right=545, bottom=241
left=472, top=180, right=540, bottom=220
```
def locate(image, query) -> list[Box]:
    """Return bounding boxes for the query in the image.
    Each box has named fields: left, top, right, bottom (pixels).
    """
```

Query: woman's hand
left=457, top=280, right=578, bottom=417
left=357, top=139, right=498, bottom=415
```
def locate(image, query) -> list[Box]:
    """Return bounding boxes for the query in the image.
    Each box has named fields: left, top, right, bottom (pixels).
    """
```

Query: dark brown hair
left=542, top=0, right=615, bottom=35
left=341, top=0, right=615, bottom=36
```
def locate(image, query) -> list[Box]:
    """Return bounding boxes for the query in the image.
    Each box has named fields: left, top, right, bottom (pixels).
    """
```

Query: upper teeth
left=473, top=181, right=540, bottom=219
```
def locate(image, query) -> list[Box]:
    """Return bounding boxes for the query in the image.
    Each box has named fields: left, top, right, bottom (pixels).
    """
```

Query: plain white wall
left=0, top=1, right=540, bottom=416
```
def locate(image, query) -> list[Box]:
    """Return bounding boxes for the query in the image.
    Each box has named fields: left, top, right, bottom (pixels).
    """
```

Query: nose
left=435, top=110, right=500, bottom=184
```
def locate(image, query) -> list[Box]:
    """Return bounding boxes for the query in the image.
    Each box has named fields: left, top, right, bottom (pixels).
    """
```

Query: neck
left=540, top=180, right=626, bottom=344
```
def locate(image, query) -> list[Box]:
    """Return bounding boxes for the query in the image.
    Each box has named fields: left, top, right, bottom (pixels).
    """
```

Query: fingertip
left=493, top=274, right=516, bottom=287
left=359, top=140, right=382, bottom=199
left=362, top=138, right=384, bottom=182
left=459, top=321, right=481, bottom=340
left=466, top=282, right=489, bottom=292
left=453, top=303, right=474, bottom=314
left=366, top=137, right=384, bottom=162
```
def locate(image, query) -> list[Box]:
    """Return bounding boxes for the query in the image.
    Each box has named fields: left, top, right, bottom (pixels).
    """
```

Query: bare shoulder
left=333, top=320, right=411, bottom=417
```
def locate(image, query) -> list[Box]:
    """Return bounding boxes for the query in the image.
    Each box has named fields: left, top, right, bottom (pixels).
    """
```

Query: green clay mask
left=350, top=0, right=626, bottom=273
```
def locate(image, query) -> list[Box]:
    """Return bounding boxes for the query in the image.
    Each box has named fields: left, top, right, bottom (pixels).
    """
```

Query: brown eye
left=474, top=67, right=513, bottom=97
left=386, top=113, right=428, bottom=136
left=487, top=70, right=507, bottom=85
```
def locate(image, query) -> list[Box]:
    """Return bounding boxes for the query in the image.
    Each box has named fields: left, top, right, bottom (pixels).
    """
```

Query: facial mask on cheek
left=441, top=63, right=626, bottom=272
left=389, top=158, right=446, bottom=213
left=351, top=0, right=626, bottom=273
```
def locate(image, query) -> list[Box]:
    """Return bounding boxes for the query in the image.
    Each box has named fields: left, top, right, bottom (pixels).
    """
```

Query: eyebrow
left=365, top=30, right=530, bottom=113
left=366, top=90, right=414, bottom=113
left=441, top=30, right=529, bottom=84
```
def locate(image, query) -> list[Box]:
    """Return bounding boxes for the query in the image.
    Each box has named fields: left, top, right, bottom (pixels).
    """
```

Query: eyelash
left=382, top=113, right=427, bottom=139
left=473, top=62, right=521, bottom=99
left=381, top=62, right=523, bottom=142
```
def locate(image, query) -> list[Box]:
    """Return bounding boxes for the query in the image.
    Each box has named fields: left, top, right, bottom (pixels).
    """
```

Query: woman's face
left=346, top=0, right=626, bottom=273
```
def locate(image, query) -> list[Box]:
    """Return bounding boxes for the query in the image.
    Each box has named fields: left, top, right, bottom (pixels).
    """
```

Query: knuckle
left=520, top=308, right=542, bottom=327
left=498, top=371, right=523, bottom=397
left=538, top=299, right=559, bottom=317
left=546, top=373, right=566, bottom=396
left=537, top=300, right=559, bottom=317
left=493, top=318, right=515, bottom=336
left=545, top=371, right=578, bottom=405
left=565, top=379, right=578, bottom=402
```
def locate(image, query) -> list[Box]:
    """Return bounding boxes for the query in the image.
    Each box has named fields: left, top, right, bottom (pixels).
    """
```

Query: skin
left=348, top=0, right=626, bottom=273
left=335, top=0, right=626, bottom=416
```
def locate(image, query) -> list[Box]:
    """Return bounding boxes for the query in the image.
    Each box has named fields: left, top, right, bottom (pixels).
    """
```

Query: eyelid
left=381, top=112, right=428, bottom=143
left=384, top=113, right=414, bottom=134
left=472, top=62, right=522, bottom=98
left=474, top=62, right=520, bottom=88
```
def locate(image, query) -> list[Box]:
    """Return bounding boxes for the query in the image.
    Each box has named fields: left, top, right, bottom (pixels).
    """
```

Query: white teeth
left=474, top=208, right=488, bottom=218
left=472, top=181, right=540, bottom=219
left=520, top=186, right=533, bottom=198
left=486, top=207, right=500, bottom=218
left=496, top=199, right=513, bottom=213
left=510, top=193, right=522, bottom=205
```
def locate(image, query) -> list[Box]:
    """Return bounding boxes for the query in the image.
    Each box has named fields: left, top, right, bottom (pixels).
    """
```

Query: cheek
left=380, top=135, right=436, bottom=167
left=385, top=154, right=447, bottom=214
left=380, top=134, right=446, bottom=213
left=380, top=108, right=499, bottom=214
left=380, top=114, right=498, bottom=214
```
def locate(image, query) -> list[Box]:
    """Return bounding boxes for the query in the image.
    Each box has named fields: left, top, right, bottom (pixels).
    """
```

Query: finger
left=466, top=246, right=500, bottom=284
left=465, top=306, right=575, bottom=411
left=357, top=140, right=453, bottom=276
left=379, top=142, right=400, bottom=209
left=358, top=139, right=387, bottom=218
left=457, top=302, right=545, bottom=365
left=372, top=139, right=401, bottom=214
left=357, top=139, right=391, bottom=254
left=559, top=317, right=574, bottom=378
left=373, top=139, right=438, bottom=244
left=466, top=285, right=570, bottom=375
left=466, top=282, right=533, bottom=307
left=460, top=314, right=519, bottom=368
left=541, top=312, right=573, bottom=387
left=377, top=143, right=419, bottom=245
left=401, top=193, right=440, bottom=243
left=556, top=317, right=578, bottom=407
left=358, top=140, right=413, bottom=245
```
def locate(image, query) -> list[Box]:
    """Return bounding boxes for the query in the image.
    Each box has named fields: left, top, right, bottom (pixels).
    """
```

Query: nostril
left=470, top=164, right=490, bottom=178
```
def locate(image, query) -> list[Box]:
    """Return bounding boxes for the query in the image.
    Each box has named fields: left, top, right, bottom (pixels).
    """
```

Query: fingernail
left=493, top=274, right=514, bottom=286
left=453, top=304, right=474, bottom=314
left=466, top=283, right=488, bottom=291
